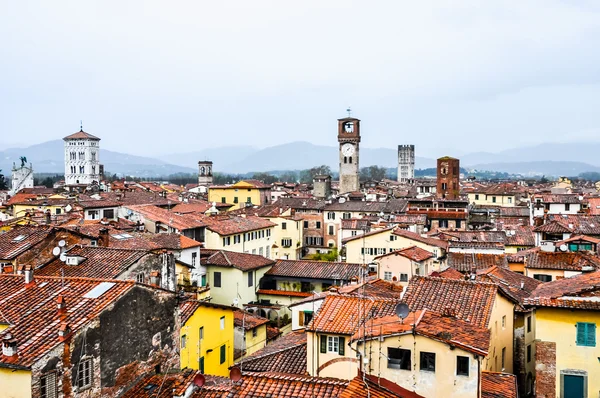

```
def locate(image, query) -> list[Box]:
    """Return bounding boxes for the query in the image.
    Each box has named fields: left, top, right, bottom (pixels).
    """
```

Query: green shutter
left=577, top=323, right=586, bottom=345
left=338, top=337, right=345, bottom=356
left=320, top=335, right=327, bottom=353
left=588, top=323, right=596, bottom=347
left=220, top=344, right=226, bottom=364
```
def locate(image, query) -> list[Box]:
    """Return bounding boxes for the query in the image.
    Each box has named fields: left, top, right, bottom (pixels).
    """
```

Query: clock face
left=342, top=143, right=355, bottom=156
left=344, top=122, right=354, bottom=133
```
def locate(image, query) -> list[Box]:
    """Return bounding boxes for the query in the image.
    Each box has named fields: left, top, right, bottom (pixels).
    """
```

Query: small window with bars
left=76, top=358, right=93, bottom=390
left=41, top=372, right=57, bottom=398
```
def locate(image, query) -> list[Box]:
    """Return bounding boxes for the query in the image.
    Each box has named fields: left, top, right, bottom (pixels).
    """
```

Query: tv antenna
left=346, top=107, right=352, bottom=117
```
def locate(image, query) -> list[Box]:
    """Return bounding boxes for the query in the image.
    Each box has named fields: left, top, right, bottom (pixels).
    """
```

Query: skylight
left=83, top=282, right=115, bottom=299
left=112, top=234, right=132, bottom=240
left=12, top=235, right=26, bottom=242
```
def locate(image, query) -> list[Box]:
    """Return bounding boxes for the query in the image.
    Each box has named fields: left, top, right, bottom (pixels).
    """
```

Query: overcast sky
left=1, top=1, right=600, bottom=158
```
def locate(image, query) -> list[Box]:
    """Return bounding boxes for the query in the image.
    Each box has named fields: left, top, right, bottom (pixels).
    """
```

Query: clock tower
left=338, top=115, right=361, bottom=194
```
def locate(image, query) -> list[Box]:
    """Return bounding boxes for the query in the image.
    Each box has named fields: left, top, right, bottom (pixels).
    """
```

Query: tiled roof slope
left=0, top=225, right=53, bottom=260
left=234, top=309, right=269, bottom=330
left=447, top=253, right=508, bottom=272
left=36, top=246, right=150, bottom=279
left=477, top=266, right=541, bottom=307
left=402, top=277, right=499, bottom=328
left=482, top=371, right=518, bottom=398
left=336, top=278, right=404, bottom=299
left=202, top=214, right=276, bottom=235
left=391, top=229, right=449, bottom=249
left=340, top=373, right=425, bottom=398
left=266, top=259, right=365, bottom=281
left=504, top=226, right=536, bottom=246
left=385, top=246, right=434, bottom=262
left=121, top=370, right=229, bottom=398
left=308, top=294, right=399, bottom=335
left=525, top=251, right=600, bottom=271
left=202, top=249, right=275, bottom=271
left=527, top=271, right=600, bottom=299
left=179, top=300, right=235, bottom=325
left=238, top=330, right=307, bottom=375
left=63, top=129, right=100, bottom=140
left=0, top=275, right=134, bottom=368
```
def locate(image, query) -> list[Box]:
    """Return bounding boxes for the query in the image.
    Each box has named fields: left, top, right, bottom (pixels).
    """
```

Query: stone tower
left=397, top=145, right=415, bottom=183
left=10, top=160, right=34, bottom=196
left=63, top=128, right=101, bottom=187
left=338, top=116, right=361, bottom=194
left=313, top=175, right=332, bottom=199
left=436, top=156, right=460, bottom=200
left=198, top=161, right=213, bottom=186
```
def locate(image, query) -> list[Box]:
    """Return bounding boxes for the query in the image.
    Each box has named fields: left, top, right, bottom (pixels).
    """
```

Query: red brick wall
left=535, top=340, right=556, bottom=398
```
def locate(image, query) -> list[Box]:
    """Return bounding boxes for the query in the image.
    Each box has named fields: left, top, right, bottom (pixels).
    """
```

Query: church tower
left=338, top=114, right=361, bottom=194
left=63, top=128, right=101, bottom=187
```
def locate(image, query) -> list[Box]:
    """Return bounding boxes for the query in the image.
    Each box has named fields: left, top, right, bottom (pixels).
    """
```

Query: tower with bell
left=338, top=108, right=361, bottom=194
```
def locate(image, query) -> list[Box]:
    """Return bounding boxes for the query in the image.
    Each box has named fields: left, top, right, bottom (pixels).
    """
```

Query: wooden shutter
left=320, top=335, right=327, bottom=353
left=576, top=323, right=586, bottom=345
left=588, top=323, right=596, bottom=347
left=338, top=337, right=345, bottom=356
left=298, top=311, right=304, bottom=327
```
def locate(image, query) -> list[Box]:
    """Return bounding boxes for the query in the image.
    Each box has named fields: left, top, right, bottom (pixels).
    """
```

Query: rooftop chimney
left=58, top=323, right=71, bottom=339
left=98, top=228, right=109, bottom=247
left=149, top=271, right=161, bottom=287
left=57, top=295, right=66, bottom=312
left=2, top=333, right=17, bottom=357
left=24, top=266, right=34, bottom=285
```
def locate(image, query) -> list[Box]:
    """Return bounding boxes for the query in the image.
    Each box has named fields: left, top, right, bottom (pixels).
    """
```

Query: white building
left=63, top=129, right=101, bottom=187
left=9, top=160, right=34, bottom=196
left=397, top=145, right=415, bottom=183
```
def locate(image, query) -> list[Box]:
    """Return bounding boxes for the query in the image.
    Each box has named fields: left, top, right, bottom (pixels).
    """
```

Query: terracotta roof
left=76, top=200, right=121, bottom=209
left=0, top=225, right=53, bottom=260
left=234, top=309, right=269, bottom=330
left=238, top=330, right=307, bottom=375
left=526, top=271, right=600, bottom=300
left=555, top=234, right=600, bottom=245
left=391, top=214, right=427, bottom=225
left=533, top=193, right=581, bottom=204
left=266, top=259, right=365, bottom=281
left=275, top=198, right=327, bottom=210
left=63, top=129, right=100, bottom=140
left=193, top=372, right=348, bottom=397
left=447, top=253, right=508, bottom=272
left=481, top=371, right=518, bottom=398
left=36, top=245, right=150, bottom=279
left=430, top=267, right=465, bottom=280
left=477, top=266, right=541, bottom=308
left=448, top=241, right=505, bottom=250
left=0, top=275, right=135, bottom=368
left=504, top=225, right=536, bottom=246
left=202, top=214, right=276, bottom=236
left=533, top=220, right=572, bottom=234
left=127, top=205, right=206, bottom=231
left=342, top=226, right=396, bottom=244
left=499, top=207, right=530, bottom=217
left=352, top=310, right=491, bottom=356
left=257, top=289, right=312, bottom=298
left=525, top=251, right=600, bottom=271
left=402, top=276, right=499, bottom=328
left=391, top=229, right=449, bottom=249
left=324, top=199, right=407, bottom=213
left=266, top=326, right=280, bottom=341
left=547, top=214, right=600, bottom=235
left=375, top=246, right=434, bottom=262
left=99, top=191, right=171, bottom=207
left=449, top=231, right=507, bottom=243
left=474, top=183, right=524, bottom=196
left=336, top=278, right=404, bottom=299
left=121, top=370, right=229, bottom=398
left=308, top=294, right=399, bottom=335
left=202, top=249, right=275, bottom=271
left=340, top=373, right=425, bottom=398
left=341, top=218, right=372, bottom=230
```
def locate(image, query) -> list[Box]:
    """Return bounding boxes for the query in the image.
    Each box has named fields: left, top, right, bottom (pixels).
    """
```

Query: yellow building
left=524, top=272, right=600, bottom=397
left=202, top=214, right=276, bottom=258
left=208, top=180, right=272, bottom=211
left=234, top=309, right=269, bottom=358
left=179, top=300, right=235, bottom=377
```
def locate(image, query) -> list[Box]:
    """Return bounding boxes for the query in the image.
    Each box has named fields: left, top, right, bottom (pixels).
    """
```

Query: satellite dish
left=58, top=240, right=66, bottom=247
left=338, top=197, right=346, bottom=204
left=65, top=204, right=72, bottom=212
left=52, top=247, right=61, bottom=256
left=59, top=253, right=67, bottom=262
left=559, top=244, right=568, bottom=252
left=233, top=298, right=239, bottom=306
left=395, top=303, right=410, bottom=320
left=229, top=366, right=242, bottom=382
left=193, top=373, right=205, bottom=387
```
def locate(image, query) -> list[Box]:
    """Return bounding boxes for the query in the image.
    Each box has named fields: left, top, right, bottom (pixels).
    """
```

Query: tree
left=251, top=172, right=277, bottom=184
left=299, top=165, right=332, bottom=183
left=0, top=170, right=7, bottom=190
left=278, top=171, right=298, bottom=183
left=359, top=165, right=388, bottom=181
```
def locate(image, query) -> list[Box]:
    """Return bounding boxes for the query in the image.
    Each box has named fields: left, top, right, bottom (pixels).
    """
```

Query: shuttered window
left=576, top=322, right=596, bottom=347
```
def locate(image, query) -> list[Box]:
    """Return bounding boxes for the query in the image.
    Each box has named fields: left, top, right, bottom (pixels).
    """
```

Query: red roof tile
left=238, top=330, right=307, bottom=375
left=525, top=251, right=600, bottom=271
left=202, top=249, right=275, bottom=272
left=482, top=371, right=518, bottom=398
left=234, top=309, right=269, bottom=330
left=340, top=373, right=425, bottom=398
left=257, top=289, right=312, bottom=298
left=376, top=246, right=434, bottom=262
left=391, top=229, right=449, bottom=249
left=447, top=253, right=508, bottom=272
left=63, top=129, right=100, bottom=140
left=266, top=259, right=365, bottom=281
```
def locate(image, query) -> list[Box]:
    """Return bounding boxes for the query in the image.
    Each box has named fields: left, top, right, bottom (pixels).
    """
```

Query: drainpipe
left=477, top=355, right=481, bottom=398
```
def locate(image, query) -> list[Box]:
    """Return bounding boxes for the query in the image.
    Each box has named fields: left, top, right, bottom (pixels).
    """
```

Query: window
left=191, top=252, right=197, bottom=267
left=388, top=348, right=411, bottom=370
left=220, top=316, right=225, bottom=330
left=576, top=322, right=596, bottom=347
left=220, top=344, right=226, bottom=364
left=281, top=238, right=292, bottom=247
left=259, top=247, right=263, bottom=256
left=234, top=197, right=238, bottom=203
left=221, top=197, right=226, bottom=203
left=455, top=219, right=462, bottom=229
left=199, top=327, right=204, bottom=340
left=304, top=221, right=309, bottom=228
left=492, top=196, right=497, bottom=203
left=420, top=352, right=435, bottom=372
left=351, top=230, right=357, bottom=236
left=565, top=203, right=571, bottom=211
left=201, top=274, right=206, bottom=287
left=79, top=166, right=85, bottom=174
left=316, top=221, right=321, bottom=229
left=199, top=357, right=204, bottom=373
left=76, top=359, right=92, bottom=390
left=181, top=334, right=187, bottom=348
left=282, top=222, right=287, bottom=230
left=327, top=212, right=335, bottom=220
left=214, top=272, right=222, bottom=288
left=349, top=156, right=352, bottom=164
left=343, top=212, right=351, bottom=219
left=384, top=271, right=392, bottom=281
left=474, top=194, right=479, bottom=200
left=41, top=372, right=57, bottom=398
left=246, top=197, right=251, bottom=203
left=88, top=210, right=99, bottom=220
left=55, top=208, right=61, bottom=215
left=501, top=347, right=506, bottom=370
left=328, top=225, right=334, bottom=235
left=507, top=197, right=512, bottom=204
left=252, top=328, right=257, bottom=338
left=400, top=273, right=408, bottom=282
left=533, top=274, right=552, bottom=282
left=248, top=271, right=253, bottom=287
left=526, top=345, right=532, bottom=363
left=136, top=273, right=144, bottom=283
left=322, top=336, right=345, bottom=355
left=502, top=315, right=506, bottom=329
left=441, top=183, right=447, bottom=190
left=103, top=209, right=114, bottom=219
left=526, top=316, right=532, bottom=333
left=439, top=219, right=448, bottom=228
left=456, top=356, right=469, bottom=376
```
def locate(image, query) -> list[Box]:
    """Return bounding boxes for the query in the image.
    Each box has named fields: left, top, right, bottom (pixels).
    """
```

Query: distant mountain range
left=2, top=140, right=600, bottom=178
